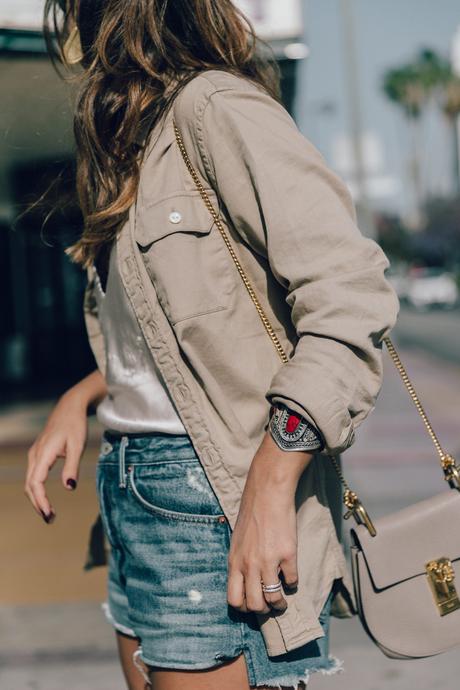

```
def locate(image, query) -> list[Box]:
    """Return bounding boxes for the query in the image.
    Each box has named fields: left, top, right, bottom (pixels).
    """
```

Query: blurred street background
left=1, top=1, right=460, bottom=688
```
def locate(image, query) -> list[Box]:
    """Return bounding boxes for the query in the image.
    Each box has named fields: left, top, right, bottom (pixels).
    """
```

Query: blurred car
left=386, top=266, right=410, bottom=301
left=405, top=267, right=459, bottom=311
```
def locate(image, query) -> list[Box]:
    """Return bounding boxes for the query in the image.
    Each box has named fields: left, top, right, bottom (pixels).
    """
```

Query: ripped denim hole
left=186, top=466, right=215, bottom=499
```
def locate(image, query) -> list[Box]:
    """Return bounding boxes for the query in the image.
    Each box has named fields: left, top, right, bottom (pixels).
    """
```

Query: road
left=394, top=304, right=460, bottom=365
left=0, top=308, right=459, bottom=689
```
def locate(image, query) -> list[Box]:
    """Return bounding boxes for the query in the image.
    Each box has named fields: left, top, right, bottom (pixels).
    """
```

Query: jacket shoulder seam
left=174, top=71, right=261, bottom=128
left=199, top=70, right=259, bottom=93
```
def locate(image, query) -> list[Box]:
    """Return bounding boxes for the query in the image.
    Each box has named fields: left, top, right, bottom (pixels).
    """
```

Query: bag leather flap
left=351, top=490, right=460, bottom=591
left=135, top=190, right=218, bottom=246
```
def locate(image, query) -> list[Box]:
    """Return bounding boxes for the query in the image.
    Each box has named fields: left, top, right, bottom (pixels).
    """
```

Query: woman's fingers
left=24, top=390, right=90, bottom=523
left=227, top=557, right=296, bottom=614
left=244, top=568, right=271, bottom=614
left=25, top=441, right=60, bottom=521
left=227, top=563, right=271, bottom=614
left=261, top=565, right=287, bottom=611
left=25, top=433, right=83, bottom=522
left=227, top=565, right=247, bottom=611
left=25, top=445, right=36, bottom=489
left=279, top=550, right=299, bottom=590
left=24, top=446, right=42, bottom=516
left=29, top=453, right=56, bottom=520
left=61, top=439, right=82, bottom=491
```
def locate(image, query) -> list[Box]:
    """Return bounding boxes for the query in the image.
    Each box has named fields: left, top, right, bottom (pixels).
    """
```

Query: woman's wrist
left=60, top=370, right=107, bottom=414
left=249, top=429, right=314, bottom=495
left=243, top=402, right=321, bottom=496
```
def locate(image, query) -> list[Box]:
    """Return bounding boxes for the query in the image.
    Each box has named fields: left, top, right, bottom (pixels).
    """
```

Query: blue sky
left=296, top=0, right=460, bottom=216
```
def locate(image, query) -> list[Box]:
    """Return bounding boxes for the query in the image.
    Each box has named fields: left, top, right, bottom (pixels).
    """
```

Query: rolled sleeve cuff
left=265, top=391, right=356, bottom=456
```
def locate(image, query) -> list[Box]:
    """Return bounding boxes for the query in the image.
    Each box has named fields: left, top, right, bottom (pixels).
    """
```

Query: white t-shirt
left=94, top=241, right=187, bottom=435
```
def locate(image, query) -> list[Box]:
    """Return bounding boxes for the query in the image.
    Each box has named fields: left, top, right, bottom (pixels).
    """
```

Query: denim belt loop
left=118, top=435, right=129, bottom=488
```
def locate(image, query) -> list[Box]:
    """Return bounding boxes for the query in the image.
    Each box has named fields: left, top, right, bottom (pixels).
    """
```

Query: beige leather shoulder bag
left=173, top=120, right=460, bottom=659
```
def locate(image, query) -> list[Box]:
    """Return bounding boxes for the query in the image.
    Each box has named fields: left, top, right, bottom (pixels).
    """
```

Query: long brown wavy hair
left=43, top=0, right=281, bottom=269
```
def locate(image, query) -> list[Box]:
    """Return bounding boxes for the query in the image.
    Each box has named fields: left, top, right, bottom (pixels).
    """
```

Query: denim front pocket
left=127, top=458, right=226, bottom=524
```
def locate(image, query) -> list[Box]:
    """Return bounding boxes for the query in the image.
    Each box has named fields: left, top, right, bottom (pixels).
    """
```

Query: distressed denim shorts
left=96, top=430, right=343, bottom=688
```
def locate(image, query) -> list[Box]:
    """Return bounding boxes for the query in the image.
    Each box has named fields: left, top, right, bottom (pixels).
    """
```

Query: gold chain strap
left=382, top=338, right=460, bottom=488
left=172, top=118, right=460, bottom=534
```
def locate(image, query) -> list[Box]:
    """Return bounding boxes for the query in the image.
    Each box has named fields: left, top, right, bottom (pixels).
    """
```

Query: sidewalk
left=0, top=399, right=103, bottom=449
left=1, top=338, right=459, bottom=689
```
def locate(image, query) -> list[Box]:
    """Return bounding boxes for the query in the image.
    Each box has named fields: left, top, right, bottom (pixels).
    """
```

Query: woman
left=25, top=1, right=399, bottom=689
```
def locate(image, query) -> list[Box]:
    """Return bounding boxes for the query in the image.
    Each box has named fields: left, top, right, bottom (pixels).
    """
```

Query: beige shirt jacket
left=83, top=70, right=400, bottom=657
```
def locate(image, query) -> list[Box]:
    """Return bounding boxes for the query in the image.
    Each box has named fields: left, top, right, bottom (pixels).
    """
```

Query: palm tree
left=441, top=74, right=460, bottom=195
left=382, top=50, right=451, bottom=229
left=383, top=63, right=426, bottom=229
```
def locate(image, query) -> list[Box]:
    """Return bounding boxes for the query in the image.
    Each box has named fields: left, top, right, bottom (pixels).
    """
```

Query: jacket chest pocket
left=134, top=190, right=233, bottom=325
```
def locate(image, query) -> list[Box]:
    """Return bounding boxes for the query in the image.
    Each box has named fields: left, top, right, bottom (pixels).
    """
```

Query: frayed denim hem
left=134, top=645, right=245, bottom=672
left=99, top=608, right=152, bottom=687
left=134, top=647, right=344, bottom=689
left=101, top=600, right=138, bottom=639
left=133, top=648, right=153, bottom=687
left=252, top=654, right=345, bottom=688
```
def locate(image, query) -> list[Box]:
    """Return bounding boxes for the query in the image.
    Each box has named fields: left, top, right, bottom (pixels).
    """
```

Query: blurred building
left=0, top=0, right=306, bottom=400
left=235, top=0, right=308, bottom=112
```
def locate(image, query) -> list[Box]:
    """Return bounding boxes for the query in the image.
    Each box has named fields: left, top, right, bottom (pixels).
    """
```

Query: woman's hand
left=227, top=430, right=314, bottom=614
left=24, top=370, right=107, bottom=523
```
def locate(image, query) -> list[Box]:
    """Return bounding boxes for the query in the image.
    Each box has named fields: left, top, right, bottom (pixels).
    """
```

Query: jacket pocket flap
left=135, top=190, right=217, bottom=247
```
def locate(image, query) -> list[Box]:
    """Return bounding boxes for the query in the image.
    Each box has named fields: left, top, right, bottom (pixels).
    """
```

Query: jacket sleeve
left=176, top=76, right=400, bottom=455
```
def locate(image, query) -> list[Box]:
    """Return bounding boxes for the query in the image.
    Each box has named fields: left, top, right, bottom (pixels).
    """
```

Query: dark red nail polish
left=40, top=509, right=52, bottom=523
left=66, top=478, right=77, bottom=490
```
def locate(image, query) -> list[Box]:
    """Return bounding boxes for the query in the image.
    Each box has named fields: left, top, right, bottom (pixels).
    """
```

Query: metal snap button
left=169, top=211, right=182, bottom=224
left=101, top=441, right=113, bottom=456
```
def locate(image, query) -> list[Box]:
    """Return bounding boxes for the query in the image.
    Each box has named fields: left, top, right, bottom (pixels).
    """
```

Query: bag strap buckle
left=441, top=454, right=460, bottom=490
left=343, top=489, right=377, bottom=537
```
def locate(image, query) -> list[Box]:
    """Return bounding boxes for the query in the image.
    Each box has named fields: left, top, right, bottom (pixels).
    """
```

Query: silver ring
left=261, top=579, right=282, bottom=593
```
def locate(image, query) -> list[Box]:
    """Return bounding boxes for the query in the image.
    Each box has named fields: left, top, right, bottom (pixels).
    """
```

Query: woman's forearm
left=249, top=429, right=314, bottom=495
left=227, top=429, right=314, bottom=615
left=61, top=369, right=108, bottom=413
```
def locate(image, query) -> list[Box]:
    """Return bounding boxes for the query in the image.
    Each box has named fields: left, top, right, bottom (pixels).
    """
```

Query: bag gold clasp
left=425, top=557, right=460, bottom=616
